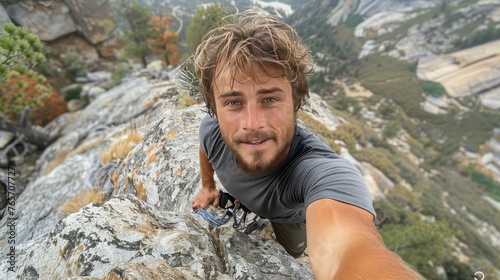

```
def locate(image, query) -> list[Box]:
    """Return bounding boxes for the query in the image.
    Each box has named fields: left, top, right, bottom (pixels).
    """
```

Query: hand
left=191, top=186, right=219, bottom=210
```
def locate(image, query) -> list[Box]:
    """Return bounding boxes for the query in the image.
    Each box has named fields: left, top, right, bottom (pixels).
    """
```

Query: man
left=191, top=11, right=423, bottom=279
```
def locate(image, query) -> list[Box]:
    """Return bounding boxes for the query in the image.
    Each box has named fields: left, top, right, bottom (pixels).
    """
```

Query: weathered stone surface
left=45, top=33, right=100, bottom=65
left=0, top=70, right=317, bottom=279
left=64, top=0, right=117, bottom=44
left=10, top=195, right=224, bottom=279
left=4, top=194, right=311, bottom=279
left=0, top=3, right=11, bottom=26
left=5, top=1, right=77, bottom=41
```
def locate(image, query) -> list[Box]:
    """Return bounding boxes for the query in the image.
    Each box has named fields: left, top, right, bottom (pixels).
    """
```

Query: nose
left=242, top=103, right=264, bottom=131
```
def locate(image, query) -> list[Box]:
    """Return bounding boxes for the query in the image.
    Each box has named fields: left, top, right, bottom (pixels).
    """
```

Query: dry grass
left=70, top=137, right=104, bottom=157
left=141, top=99, right=155, bottom=109
left=60, top=188, right=105, bottom=215
left=111, top=171, right=119, bottom=188
left=44, top=151, right=69, bottom=175
left=44, top=137, right=104, bottom=175
left=176, top=92, right=198, bottom=109
left=146, top=153, right=158, bottom=167
left=135, top=182, right=147, bottom=200
left=100, top=129, right=142, bottom=165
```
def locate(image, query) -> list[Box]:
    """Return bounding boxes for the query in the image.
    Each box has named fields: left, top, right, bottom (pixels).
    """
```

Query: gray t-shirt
left=199, top=114, right=375, bottom=223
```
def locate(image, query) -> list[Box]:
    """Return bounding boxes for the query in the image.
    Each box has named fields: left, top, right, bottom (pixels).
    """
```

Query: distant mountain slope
left=287, top=1, right=500, bottom=278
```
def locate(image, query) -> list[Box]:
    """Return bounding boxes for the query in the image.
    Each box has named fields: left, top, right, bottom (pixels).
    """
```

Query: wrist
left=201, top=181, right=216, bottom=190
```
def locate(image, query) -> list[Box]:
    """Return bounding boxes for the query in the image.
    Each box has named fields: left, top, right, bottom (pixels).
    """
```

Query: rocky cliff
left=0, top=67, right=358, bottom=278
left=0, top=0, right=119, bottom=63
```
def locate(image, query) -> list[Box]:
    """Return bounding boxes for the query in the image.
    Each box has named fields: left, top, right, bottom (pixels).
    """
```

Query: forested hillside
left=287, top=0, right=500, bottom=278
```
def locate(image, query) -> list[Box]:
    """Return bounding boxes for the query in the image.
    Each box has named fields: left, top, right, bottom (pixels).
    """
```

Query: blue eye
left=225, top=100, right=241, bottom=106
left=263, top=97, right=278, bottom=103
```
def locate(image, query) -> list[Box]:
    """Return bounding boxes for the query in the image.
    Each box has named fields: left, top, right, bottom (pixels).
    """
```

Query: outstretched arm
left=306, top=199, right=424, bottom=280
left=191, top=147, right=219, bottom=210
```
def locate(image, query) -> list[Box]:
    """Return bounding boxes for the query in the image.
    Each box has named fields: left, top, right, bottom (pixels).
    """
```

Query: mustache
left=235, top=131, right=276, bottom=143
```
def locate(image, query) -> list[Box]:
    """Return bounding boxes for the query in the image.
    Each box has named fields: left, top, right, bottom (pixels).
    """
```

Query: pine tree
left=186, top=3, right=231, bottom=54
left=0, top=23, right=51, bottom=119
left=118, top=0, right=156, bottom=67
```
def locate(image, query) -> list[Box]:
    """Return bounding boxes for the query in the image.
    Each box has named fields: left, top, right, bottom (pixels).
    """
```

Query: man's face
left=213, top=63, right=296, bottom=173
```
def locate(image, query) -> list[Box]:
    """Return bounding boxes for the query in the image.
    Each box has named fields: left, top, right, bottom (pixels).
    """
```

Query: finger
left=213, top=193, right=220, bottom=207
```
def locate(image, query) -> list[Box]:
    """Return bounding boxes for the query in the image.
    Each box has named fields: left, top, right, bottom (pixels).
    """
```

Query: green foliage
left=297, top=111, right=341, bottom=152
left=345, top=14, right=363, bottom=28
left=463, top=165, right=500, bottom=201
left=407, top=62, right=417, bottom=72
left=186, top=3, right=231, bottom=54
left=64, top=85, right=83, bottom=101
left=382, top=120, right=401, bottom=139
left=0, top=23, right=50, bottom=117
left=419, top=169, right=500, bottom=272
left=443, top=260, right=474, bottom=280
left=176, top=91, right=198, bottom=109
left=421, top=80, right=446, bottom=97
left=117, top=0, right=156, bottom=67
left=387, top=184, right=422, bottom=211
left=333, top=92, right=361, bottom=115
left=352, top=148, right=402, bottom=183
left=381, top=219, right=455, bottom=279
left=336, top=123, right=367, bottom=147
left=111, top=63, right=132, bottom=85
left=63, top=51, right=87, bottom=81
left=453, top=25, right=500, bottom=49
left=377, top=101, right=397, bottom=118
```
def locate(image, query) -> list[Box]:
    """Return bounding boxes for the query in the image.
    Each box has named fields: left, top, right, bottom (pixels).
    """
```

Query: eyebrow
left=218, top=87, right=285, bottom=99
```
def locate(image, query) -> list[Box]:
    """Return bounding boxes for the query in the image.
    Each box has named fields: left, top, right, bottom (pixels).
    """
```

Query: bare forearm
left=333, top=239, right=423, bottom=280
left=192, top=147, right=219, bottom=209
left=306, top=199, right=423, bottom=280
left=199, top=147, right=216, bottom=189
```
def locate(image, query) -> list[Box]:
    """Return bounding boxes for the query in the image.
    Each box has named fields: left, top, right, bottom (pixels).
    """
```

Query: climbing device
left=194, top=191, right=265, bottom=234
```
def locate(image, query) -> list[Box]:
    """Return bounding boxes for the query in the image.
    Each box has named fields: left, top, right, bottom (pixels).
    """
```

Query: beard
left=221, top=129, right=294, bottom=174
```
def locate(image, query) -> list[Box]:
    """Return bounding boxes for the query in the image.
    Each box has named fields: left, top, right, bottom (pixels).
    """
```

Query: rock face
left=0, top=71, right=317, bottom=279
left=64, top=0, right=117, bottom=44
left=1, top=0, right=117, bottom=58
left=417, top=39, right=500, bottom=109
left=0, top=3, right=12, bottom=26
left=5, top=1, right=77, bottom=41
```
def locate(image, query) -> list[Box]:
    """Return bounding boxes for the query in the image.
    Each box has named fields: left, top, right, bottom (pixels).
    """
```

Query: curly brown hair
left=194, top=11, right=313, bottom=117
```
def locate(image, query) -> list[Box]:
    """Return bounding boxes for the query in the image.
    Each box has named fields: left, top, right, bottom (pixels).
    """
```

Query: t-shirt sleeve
left=301, top=157, right=376, bottom=218
left=199, top=114, right=218, bottom=158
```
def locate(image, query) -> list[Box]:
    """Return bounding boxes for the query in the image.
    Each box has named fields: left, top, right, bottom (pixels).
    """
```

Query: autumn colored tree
left=186, top=3, right=231, bottom=54
left=148, top=12, right=180, bottom=66
left=0, top=23, right=59, bottom=150
left=0, top=23, right=51, bottom=119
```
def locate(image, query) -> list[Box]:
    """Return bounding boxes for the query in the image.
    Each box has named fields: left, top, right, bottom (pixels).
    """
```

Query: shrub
left=111, top=63, right=132, bottom=85
left=336, top=123, right=367, bottom=146
left=464, top=165, right=500, bottom=201
left=421, top=80, right=446, bottom=97
left=352, top=148, right=402, bottom=183
left=345, top=14, right=364, bottom=28
left=64, top=85, right=83, bottom=101
left=64, top=51, right=87, bottom=81
left=382, top=121, right=401, bottom=139
left=176, top=91, right=198, bottom=109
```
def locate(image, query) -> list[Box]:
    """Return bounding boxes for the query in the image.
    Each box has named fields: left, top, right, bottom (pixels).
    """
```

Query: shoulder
left=199, top=114, right=223, bottom=158
left=200, top=114, right=218, bottom=133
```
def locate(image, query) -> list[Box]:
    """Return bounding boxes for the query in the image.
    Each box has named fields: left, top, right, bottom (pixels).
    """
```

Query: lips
left=242, top=139, right=269, bottom=146
left=237, top=131, right=275, bottom=146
